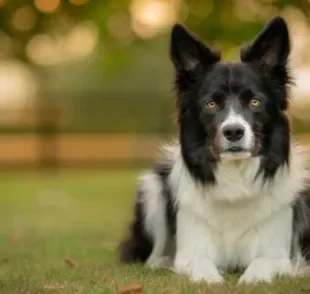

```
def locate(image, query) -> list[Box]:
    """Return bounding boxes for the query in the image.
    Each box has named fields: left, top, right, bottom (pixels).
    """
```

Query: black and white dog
left=119, top=17, right=310, bottom=284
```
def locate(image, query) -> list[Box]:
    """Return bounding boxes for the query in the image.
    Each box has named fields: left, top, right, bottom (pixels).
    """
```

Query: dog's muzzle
left=219, top=122, right=253, bottom=159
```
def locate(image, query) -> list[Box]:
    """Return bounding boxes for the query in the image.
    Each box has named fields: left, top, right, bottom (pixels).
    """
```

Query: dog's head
left=170, top=17, right=292, bottom=184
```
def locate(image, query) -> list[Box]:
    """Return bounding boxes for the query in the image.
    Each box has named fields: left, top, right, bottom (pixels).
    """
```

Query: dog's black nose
left=223, top=124, right=245, bottom=142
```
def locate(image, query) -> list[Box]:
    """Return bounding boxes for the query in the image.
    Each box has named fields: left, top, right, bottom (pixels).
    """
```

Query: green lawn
left=0, top=169, right=310, bottom=294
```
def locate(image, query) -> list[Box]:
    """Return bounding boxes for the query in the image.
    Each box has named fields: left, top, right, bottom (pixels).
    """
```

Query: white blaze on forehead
left=221, top=109, right=249, bottom=130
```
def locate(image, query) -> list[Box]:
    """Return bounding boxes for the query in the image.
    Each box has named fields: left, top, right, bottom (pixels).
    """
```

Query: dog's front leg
left=238, top=208, right=293, bottom=285
left=173, top=208, right=224, bottom=284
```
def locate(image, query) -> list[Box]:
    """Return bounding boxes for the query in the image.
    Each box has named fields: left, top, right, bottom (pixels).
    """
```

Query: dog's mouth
left=227, top=146, right=244, bottom=153
left=220, top=147, right=251, bottom=160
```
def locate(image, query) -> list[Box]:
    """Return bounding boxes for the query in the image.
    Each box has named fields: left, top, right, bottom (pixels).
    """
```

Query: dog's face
left=170, top=17, right=291, bottom=183
left=198, top=62, right=269, bottom=159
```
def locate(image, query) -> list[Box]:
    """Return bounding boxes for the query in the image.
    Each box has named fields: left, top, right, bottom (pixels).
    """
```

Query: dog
left=119, top=17, right=310, bottom=285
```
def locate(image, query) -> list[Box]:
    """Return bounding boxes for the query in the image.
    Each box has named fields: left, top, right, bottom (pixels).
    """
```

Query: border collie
left=119, top=17, right=310, bottom=285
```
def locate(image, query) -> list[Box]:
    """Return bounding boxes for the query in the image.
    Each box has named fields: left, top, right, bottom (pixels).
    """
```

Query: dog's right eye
left=205, top=101, right=217, bottom=109
left=249, top=98, right=261, bottom=108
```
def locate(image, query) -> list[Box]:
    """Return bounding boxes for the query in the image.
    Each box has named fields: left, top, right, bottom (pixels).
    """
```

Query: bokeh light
left=26, top=21, right=98, bottom=65
left=12, top=6, right=37, bottom=32
left=26, top=34, right=55, bottom=65
left=0, top=61, right=36, bottom=114
left=108, top=13, right=133, bottom=42
left=0, top=32, right=13, bottom=58
left=34, top=0, right=61, bottom=14
left=130, top=0, right=179, bottom=39
left=69, top=0, right=89, bottom=6
left=66, top=21, right=99, bottom=57
left=0, top=0, right=6, bottom=9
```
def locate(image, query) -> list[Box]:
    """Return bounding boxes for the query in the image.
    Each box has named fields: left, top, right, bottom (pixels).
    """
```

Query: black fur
left=241, top=17, right=292, bottom=181
left=119, top=163, right=175, bottom=263
left=170, top=17, right=292, bottom=184
left=119, top=191, right=153, bottom=263
left=293, top=182, right=310, bottom=261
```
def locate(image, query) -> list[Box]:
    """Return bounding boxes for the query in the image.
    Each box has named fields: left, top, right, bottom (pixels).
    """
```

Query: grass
left=0, top=169, right=310, bottom=293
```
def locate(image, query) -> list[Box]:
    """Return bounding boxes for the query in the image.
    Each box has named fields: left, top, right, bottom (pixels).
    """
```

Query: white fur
left=139, top=172, right=172, bottom=268
left=167, top=143, right=308, bottom=284
left=220, top=108, right=253, bottom=152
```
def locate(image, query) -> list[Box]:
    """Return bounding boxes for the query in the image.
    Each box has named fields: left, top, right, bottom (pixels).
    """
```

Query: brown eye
left=205, top=101, right=217, bottom=109
left=249, top=98, right=261, bottom=108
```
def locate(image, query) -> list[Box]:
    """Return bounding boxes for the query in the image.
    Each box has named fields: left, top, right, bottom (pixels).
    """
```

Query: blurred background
left=2, top=2, right=310, bottom=290
left=0, top=0, right=310, bottom=169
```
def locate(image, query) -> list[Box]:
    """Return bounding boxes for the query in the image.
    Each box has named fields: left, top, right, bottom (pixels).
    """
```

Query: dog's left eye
left=205, top=101, right=217, bottom=109
left=249, top=98, right=261, bottom=108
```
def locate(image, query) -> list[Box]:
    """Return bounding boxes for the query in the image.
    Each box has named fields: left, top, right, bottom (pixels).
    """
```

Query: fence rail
left=0, top=134, right=164, bottom=168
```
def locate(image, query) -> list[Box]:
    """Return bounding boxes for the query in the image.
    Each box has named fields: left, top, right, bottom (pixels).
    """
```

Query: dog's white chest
left=208, top=158, right=261, bottom=202
left=171, top=149, right=307, bottom=271
left=201, top=198, right=292, bottom=270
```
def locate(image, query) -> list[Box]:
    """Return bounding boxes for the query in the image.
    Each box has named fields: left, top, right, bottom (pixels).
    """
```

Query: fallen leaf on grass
left=11, top=229, right=25, bottom=245
left=117, top=284, right=143, bottom=293
left=42, top=284, right=65, bottom=290
left=102, top=275, right=115, bottom=284
left=0, top=257, right=9, bottom=264
left=64, top=257, right=79, bottom=268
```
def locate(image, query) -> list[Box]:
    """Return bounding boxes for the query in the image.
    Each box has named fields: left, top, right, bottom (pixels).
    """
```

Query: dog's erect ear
left=170, top=24, right=220, bottom=72
left=241, top=17, right=290, bottom=68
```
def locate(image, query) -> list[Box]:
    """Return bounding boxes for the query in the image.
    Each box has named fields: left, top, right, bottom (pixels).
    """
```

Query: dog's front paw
left=146, top=256, right=173, bottom=269
left=174, top=257, right=224, bottom=284
left=237, top=258, right=292, bottom=285
left=191, top=269, right=224, bottom=284
left=238, top=268, right=274, bottom=285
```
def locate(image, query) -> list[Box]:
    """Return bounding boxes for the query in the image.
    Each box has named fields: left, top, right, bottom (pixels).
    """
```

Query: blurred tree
left=1, top=0, right=310, bottom=136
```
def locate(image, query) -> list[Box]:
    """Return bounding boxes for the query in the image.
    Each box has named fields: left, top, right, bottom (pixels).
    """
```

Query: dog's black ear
left=241, top=17, right=290, bottom=69
left=170, top=24, right=220, bottom=72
